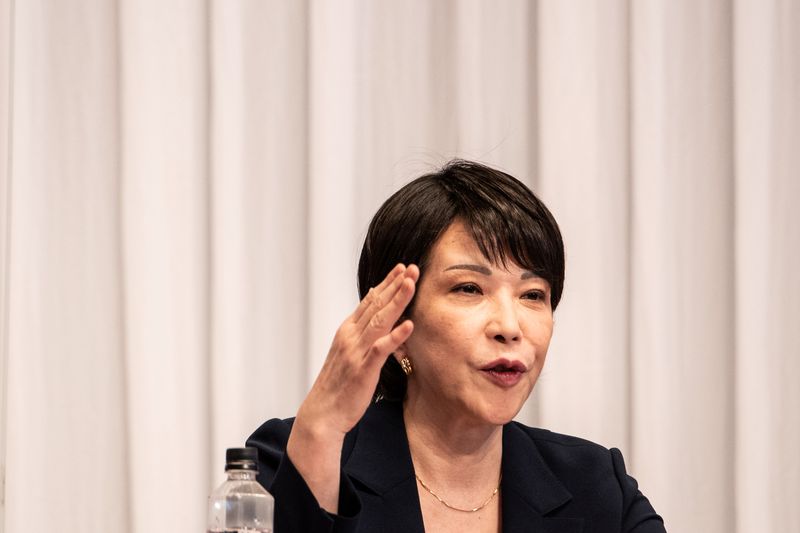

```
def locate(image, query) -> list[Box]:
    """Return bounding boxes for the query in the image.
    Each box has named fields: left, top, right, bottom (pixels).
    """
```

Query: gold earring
left=400, top=357, right=413, bottom=376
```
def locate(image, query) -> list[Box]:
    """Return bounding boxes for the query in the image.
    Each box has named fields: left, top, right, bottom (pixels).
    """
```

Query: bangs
left=465, top=210, right=555, bottom=281
left=442, top=171, right=564, bottom=299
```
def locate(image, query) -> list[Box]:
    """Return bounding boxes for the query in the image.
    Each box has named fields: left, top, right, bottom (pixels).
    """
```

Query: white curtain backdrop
left=1, top=1, right=798, bottom=532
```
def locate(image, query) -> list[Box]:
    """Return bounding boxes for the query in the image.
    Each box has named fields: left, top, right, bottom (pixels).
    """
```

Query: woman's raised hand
left=301, top=263, right=418, bottom=434
left=286, top=264, right=419, bottom=512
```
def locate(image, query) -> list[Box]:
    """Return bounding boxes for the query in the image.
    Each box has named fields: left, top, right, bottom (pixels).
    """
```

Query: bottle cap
left=225, top=447, right=259, bottom=472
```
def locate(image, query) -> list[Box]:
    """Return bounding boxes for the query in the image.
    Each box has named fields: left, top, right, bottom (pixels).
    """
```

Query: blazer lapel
left=501, top=423, right=584, bottom=533
left=343, top=400, right=425, bottom=533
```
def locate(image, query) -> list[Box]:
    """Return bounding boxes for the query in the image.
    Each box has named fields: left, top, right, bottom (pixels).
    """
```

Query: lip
left=480, top=358, right=527, bottom=373
left=479, top=358, right=527, bottom=388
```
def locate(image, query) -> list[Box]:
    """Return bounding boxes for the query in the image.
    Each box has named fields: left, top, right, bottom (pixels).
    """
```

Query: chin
left=483, top=413, right=517, bottom=426
left=479, top=397, right=527, bottom=426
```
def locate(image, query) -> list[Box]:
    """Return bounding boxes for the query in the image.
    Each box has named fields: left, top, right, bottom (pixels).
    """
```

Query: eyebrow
left=444, top=264, right=492, bottom=275
left=444, top=263, right=540, bottom=280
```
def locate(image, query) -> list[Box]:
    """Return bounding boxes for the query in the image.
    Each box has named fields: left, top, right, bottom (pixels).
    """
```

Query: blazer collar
left=343, top=400, right=583, bottom=533
left=343, top=400, right=425, bottom=532
left=344, top=400, right=415, bottom=494
left=501, top=422, right=583, bottom=532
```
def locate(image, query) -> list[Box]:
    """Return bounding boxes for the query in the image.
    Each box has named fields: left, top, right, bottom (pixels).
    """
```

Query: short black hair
left=358, top=160, right=565, bottom=401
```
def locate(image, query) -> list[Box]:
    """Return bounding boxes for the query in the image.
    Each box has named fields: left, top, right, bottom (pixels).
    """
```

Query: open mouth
left=480, top=359, right=526, bottom=373
left=480, top=359, right=526, bottom=387
left=483, top=364, right=521, bottom=374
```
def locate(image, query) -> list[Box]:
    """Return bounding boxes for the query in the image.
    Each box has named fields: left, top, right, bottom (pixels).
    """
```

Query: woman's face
left=401, top=220, right=554, bottom=427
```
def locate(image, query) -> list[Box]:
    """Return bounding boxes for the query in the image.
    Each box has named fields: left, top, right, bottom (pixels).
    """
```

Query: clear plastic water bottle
left=207, top=447, right=274, bottom=533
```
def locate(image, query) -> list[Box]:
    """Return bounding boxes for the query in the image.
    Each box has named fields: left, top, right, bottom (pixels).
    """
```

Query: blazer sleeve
left=611, top=448, right=667, bottom=532
left=246, top=418, right=362, bottom=533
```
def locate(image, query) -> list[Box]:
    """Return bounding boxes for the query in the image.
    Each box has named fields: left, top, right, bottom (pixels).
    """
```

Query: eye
left=453, top=283, right=482, bottom=295
left=522, top=290, right=546, bottom=301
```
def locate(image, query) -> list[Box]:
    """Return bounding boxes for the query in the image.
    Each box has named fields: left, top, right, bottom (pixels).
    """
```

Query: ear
left=392, top=343, right=408, bottom=364
left=391, top=316, right=410, bottom=364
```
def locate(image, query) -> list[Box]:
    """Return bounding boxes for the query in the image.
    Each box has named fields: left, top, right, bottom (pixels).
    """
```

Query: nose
left=486, top=295, right=522, bottom=343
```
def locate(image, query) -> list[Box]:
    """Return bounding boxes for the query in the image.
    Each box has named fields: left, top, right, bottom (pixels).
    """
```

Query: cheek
left=527, top=319, right=553, bottom=380
left=408, top=309, right=478, bottom=360
left=526, top=316, right=554, bottom=351
left=412, top=314, right=457, bottom=349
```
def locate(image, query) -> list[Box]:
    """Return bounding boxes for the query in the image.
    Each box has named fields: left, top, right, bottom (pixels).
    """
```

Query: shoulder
left=246, top=414, right=362, bottom=470
left=247, top=399, right=397, bottom=449
left=508, top=422, right=666, bottom=530
left=249, top=416, right=296, bottom=446
left=508, top=421, right=621, bottom=489
left=247, top=416, right=299, bottom=462
left=512, top=421, right=614, bottom=459
left=245, top=416, right=297, bottom=486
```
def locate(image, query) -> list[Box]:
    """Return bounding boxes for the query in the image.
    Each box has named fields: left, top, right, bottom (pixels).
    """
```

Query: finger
left=364, top=320, right=414, bottom=372
left=356, top=276, right=416, bottom=349
left=354, top=265, right=410, bottom=329
left=352, top=264, right=405, bottom=323
left=405, top=264, right=420, bottom=283
left=375, top=277, right=416, bottom=330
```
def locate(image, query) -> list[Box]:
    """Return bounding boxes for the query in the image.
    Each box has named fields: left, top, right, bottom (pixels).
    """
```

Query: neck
left=403, top=392, right=503, bottom=495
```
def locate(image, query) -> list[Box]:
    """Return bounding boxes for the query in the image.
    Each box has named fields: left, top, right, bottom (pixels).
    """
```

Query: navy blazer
left=247, top=400, right=666, bottom=532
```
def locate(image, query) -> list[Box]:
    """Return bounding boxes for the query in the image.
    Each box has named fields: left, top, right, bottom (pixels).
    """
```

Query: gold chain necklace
left=415, top=474, right=501, bottom=513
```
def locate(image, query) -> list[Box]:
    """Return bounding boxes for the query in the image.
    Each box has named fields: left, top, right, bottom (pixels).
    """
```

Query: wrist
left=291, top=414, right=346, bottom=449
left=293, top=401, right=350, bottom=442
left=286, top=411, right=345, bottom=514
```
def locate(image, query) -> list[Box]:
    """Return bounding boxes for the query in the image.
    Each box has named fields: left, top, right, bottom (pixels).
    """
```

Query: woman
left=248, top=161, right=666, bottom=532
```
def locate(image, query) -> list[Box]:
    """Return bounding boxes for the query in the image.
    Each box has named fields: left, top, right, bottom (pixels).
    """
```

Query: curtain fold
left=1, top=2, right=798, bottom=532
left=536, top=0, right=632, bottom=455
left=3, top=1, right=130, bottom=532
left=630, top=2, right=736, bottom=532
left=207, top=0, right=309, bottom=490
left=207, top=0, right=311, bottom=473
left=0, top=0, right=11, bottom=526
left=733, top=1, right=800, bottom=531
left=118, top=1, right=211, bottom=531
